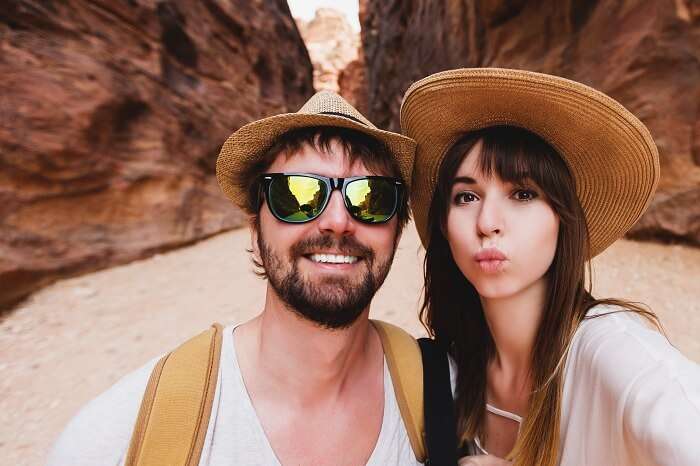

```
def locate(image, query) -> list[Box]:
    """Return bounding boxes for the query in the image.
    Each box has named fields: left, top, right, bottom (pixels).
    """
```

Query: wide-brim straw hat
left=401, top=68, right=660, bottom=258
left=217, top=91, right=416, bottom=213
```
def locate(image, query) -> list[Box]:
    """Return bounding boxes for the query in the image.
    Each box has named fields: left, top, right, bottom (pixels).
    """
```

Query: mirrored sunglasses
left=260, top=173, right=403, bottom=224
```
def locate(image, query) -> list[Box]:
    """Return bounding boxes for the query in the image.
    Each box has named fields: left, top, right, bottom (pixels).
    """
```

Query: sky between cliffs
left=287, top=0, right=360, bottom=31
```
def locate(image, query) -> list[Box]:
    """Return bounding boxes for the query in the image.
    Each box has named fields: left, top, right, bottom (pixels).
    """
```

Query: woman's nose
left=476, top=197, right=503, bottom=237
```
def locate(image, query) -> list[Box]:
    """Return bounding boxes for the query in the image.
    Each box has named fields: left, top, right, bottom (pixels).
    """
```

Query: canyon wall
left=361, top=0, right=700, bottom=245
left=0, top=0, right=314, bottom=309
left=296, top=8, right=359, bottom=94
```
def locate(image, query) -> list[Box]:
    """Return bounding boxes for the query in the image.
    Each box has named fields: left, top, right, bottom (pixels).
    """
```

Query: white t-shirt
left=457, top=305, right=700, bottom=465
left=47, top=325, right=422, bottom=466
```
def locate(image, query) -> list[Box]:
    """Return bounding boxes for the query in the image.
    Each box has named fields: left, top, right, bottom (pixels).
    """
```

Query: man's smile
left=308, top=253, right=360, bottom=264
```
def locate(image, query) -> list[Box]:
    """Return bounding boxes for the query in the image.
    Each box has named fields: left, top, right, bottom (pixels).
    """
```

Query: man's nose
left=317, top=190, right=355, bottom=236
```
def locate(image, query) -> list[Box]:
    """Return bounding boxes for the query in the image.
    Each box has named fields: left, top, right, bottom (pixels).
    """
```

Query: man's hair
left=235, top=125, right=410, bottom=229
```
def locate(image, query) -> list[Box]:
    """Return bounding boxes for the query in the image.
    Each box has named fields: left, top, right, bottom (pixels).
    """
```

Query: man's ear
left=249, top=215, right=261, bottom=260
left=393, top=224, right=403, bottom=246
left=247, top=214, right=268, bottom=279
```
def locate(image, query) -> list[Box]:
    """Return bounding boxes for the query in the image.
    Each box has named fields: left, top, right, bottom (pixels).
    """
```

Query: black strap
left=419, top=338, right=458, bottom=466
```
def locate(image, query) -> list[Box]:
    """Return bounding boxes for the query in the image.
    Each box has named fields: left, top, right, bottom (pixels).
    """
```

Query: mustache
left=291, top=234, right=374, bottom=260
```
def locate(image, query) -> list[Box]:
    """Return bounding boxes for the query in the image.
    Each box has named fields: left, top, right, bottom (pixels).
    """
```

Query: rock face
left=0, top=0, right=313, bottom=309
left=361, top=0, right=700, bottom=246
left=338, top=49, right=369, bottom=116
left=296, top=8, right=359, bottom=94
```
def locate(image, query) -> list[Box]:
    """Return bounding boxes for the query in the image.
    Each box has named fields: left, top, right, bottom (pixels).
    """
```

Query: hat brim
left=217, top=112, right=416, bottom=214
left=401, top=68, right=660, bottom=258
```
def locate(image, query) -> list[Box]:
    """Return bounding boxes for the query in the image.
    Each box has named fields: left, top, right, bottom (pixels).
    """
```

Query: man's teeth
left=309, top=253, right=359, bottom=264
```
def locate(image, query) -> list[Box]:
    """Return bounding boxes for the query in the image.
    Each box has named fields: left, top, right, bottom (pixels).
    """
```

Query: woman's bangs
left=474, top=127, right=561, bottom=192
left=476, top=140, right=532, bottom=186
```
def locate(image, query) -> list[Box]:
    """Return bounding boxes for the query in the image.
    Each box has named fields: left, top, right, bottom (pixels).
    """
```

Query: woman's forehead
left=454, top=137, right=536, bottom=184
left=455, top=146, right=481, bottom=175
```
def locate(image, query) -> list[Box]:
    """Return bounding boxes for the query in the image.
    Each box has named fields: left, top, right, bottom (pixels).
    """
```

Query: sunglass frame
left=260, top=172, right=403, bottom=224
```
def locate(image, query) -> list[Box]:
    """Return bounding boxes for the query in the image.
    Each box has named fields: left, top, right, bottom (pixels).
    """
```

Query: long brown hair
left=419, top=126, right=659, bottom=465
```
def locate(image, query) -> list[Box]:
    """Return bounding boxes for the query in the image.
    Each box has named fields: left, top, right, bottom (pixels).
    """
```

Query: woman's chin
left=471, top=279, right=522, bottom=300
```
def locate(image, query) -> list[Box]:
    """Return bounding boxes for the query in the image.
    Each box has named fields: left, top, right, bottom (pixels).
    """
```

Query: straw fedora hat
left=217, top=91, right=416, bottom=213
left=401, top=68, right=660, bottom=258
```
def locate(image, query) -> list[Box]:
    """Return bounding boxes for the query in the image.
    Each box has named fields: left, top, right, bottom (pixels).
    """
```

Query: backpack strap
left=418, top=338, right=458, bottom=466
left=125, top=323, right=224, bottom=466
left=371, top=319, right=426, bottom=463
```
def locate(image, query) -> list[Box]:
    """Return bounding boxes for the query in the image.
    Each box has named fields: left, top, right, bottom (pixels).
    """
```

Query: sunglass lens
left=268, top=175, right=327, bottom=222
left=345, top=178, right=397, bottom=223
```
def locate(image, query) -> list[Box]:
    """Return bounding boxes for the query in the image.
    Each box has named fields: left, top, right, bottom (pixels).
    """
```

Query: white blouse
left=456, top=304, right=700, bottom=465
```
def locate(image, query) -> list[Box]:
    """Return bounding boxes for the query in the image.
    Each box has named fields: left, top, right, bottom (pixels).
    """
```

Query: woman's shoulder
left=562, top=306, right=700, bottom=464
left=567, top=303, right=700, bottom=397
left=572, top=303, right=689, bottom=366
left=576, top=303, right=667, bottom=348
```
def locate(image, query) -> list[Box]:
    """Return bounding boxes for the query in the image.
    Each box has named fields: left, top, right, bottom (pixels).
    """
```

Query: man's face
left=252, top=140, right=400, bottom=329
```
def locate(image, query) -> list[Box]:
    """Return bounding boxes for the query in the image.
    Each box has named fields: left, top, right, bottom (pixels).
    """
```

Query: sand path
left=1, top=224, right=699, bottom=465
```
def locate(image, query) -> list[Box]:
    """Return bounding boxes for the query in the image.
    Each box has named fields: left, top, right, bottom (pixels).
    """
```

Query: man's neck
left=235, top=287, right=382, bottom=406
left=233, top=287, right=386, bottom=465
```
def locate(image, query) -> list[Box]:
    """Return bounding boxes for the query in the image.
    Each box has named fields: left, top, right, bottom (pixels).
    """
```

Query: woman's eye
left=454, top=192, right=478, bottom=204
left=514, top=189, right=538, bottom=201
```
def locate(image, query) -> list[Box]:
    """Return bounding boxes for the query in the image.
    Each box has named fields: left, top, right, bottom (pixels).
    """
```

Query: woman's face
left=445, top=141, right=560, bottom=300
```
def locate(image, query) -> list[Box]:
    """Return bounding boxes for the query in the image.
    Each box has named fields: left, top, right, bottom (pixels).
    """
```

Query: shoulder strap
left=125, top=323, right=224, bottom=466
left=370, top=319, right=426, bottom=463
left=418, top=338, right=458, bottom=466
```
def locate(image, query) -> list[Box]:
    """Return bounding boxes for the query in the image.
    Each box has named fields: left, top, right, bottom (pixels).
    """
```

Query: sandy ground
left=1, top=224, right=699, bottom=466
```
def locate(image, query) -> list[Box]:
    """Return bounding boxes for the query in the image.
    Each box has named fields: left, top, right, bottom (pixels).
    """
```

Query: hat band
left=319, top=111, right=367, bottom=126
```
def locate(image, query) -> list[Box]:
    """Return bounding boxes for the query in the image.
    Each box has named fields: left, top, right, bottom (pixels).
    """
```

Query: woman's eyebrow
left=452, top=176, right=477, bottom=186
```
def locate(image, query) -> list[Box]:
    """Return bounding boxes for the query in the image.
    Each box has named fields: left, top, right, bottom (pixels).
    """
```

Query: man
left=48, top=91, right=424, bottom=465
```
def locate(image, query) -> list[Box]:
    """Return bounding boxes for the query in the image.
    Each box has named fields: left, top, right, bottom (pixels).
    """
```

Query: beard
left=257, top=232, right=396, bottom=329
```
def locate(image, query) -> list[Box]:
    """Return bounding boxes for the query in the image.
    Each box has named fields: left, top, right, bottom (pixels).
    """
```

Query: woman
left=401, top=68, right=700, bottom=465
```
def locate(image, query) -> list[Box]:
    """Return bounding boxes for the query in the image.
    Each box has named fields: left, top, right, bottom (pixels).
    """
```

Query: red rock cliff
left=296, top=8, right=360, bottom=93
left=361, top=0, right=700, bottom=246
left=0, top=0, right=313, bottom=309
left=295, top=7, right=367, bottom=114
